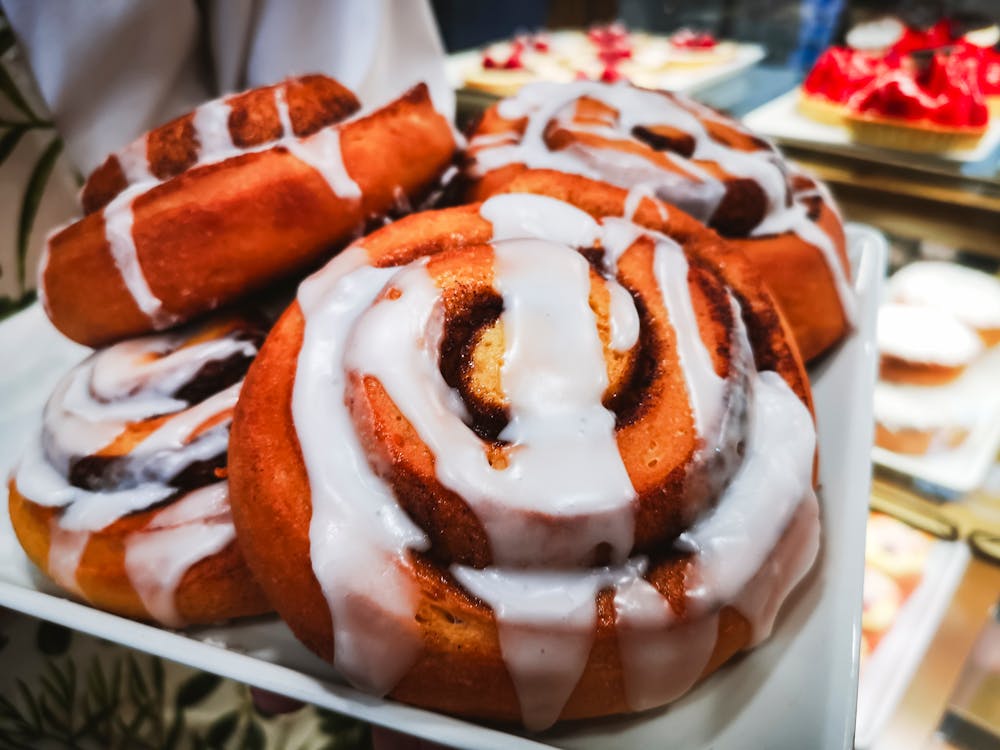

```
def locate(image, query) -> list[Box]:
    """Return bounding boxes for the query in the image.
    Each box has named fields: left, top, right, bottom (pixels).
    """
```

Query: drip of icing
left=606, top=281, right=640, bottom=352
left=117, top=135, right=154, bottom=183
left=678, top=371, right=817, bottom=614
left=191, top=99, right=235, bottom=156
left=623, top=184, right=668, bottom=222
left=103, top=183, right=179, bottom=329
left=481, top=194, right=640, bottom=354
left=471, top=81, right=855, bottom=322
left=46, top=522, right=89, bottom=597
left=451, top=563, right=639, bottom=731
left=296, top=247, right=430, bottom=695
left=124, top=482, right=234, bottom=627
left=481, top=193, right=600, bottom=246
left=650, top=234, right=726, bottom=436
left=275, top=87, right=362, bottom=200
left=613, top=576, right=719, bottom=710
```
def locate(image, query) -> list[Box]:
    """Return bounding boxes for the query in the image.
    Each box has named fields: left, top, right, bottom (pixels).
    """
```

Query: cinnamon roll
left=41, top=77, right=457, bottom=347
left=460, top=81, right=854, bottom=362
left=8, top=314, right=270, bottom=626
left=229, top=174, right=819, bottom=727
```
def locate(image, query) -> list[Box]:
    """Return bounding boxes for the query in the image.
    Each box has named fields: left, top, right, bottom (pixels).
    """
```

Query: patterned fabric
left=0, top=608, right=369, bottom=750
left=0, top=12, right=78, bottom=320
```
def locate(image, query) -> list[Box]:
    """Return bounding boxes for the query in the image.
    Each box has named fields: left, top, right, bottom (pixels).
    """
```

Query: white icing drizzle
left=62, top=78, right=365, bottom=328
left=103, top=183, right=179, bottom=330
left=293, top=193, right=818, bottom=727
left=470, top=81, right=855, bottom=323
left=275, top=87, right=362, bottom=200
left=650, top=233, right=726, bottom=436
left=887, top=261, right=1000, bottom=332
left=117, top=135, right=154, bottom=183
left=296, top=247, right=430, bottom=695
left=878, top=303, right=982, bottom=367
left=623, top=184, right=668, bottom=222
left=13, top=324, right=256, bottom=625
left=124, top=482, right=235, bottom=627
left=677, top=371, right=817, bottom=615
left=46, top=521, right=89, bottom=597
left=191, top=99, right=235, bottom=156
left=613, top=576, right=718, bottom=710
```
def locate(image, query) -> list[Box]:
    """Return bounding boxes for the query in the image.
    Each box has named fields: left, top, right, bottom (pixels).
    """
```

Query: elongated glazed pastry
left=460, top=81, right=854, bottom=362
left=229, top=173, right=820, bottom=727
left=9, top=314, right=270, bottom=626
left=42, top=76, right=457, bottom=347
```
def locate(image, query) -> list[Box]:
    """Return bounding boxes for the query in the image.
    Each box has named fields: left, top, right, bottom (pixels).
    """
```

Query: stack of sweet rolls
left=11, top=75, right=457, bottom=626
left=10, top=75, right=849, bottom=727
left=874, top=261, right=1000, bottom=454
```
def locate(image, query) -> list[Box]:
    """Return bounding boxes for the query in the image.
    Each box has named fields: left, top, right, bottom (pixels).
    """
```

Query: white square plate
left=0, top=225, right=885, bottom=749
left=742, top=90, right=1000, bottom=164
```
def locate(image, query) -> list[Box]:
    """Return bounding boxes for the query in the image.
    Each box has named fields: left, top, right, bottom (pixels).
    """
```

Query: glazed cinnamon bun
left=459, top=81, right=853, bottom=362
left=41, top=77, right=457, bottom=347
left=9, top=314, right=270, bottom=626
left=229, top=174, right=819, bottom=727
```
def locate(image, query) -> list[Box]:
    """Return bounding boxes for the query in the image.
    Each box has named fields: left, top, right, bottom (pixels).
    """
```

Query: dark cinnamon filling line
left=437, top=290, right=510, bottom=443
left=604, top=292, right=659, bottom=429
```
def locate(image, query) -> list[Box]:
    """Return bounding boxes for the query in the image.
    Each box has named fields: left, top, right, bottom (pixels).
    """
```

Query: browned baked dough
left=9, top=315, right=270, bottom=625
left=228, top=173, right=816, bottom=723
left=8, top=485, right=268, bottom=624
left=81, top=75, right=362, bottom=214
left=462, top=87, right=851, bottom=362
left=43, top=81, right=456, bottom=347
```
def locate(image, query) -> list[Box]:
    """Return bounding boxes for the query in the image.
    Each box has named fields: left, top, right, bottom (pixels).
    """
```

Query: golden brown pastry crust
left=8, top=484, right=268, bottom=624
left=43, top=82, right=456, bottom=347
left=228, top=173, right=815, bottom=723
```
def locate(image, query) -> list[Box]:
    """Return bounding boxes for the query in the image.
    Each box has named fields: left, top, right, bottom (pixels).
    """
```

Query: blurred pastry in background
left=887, top=261, right=1000, bottom=346
left=865, top=512, right=934, bottom=595
left=877, top=303, right=982, bottom=385
left=862, top=566, right=903, bottom=640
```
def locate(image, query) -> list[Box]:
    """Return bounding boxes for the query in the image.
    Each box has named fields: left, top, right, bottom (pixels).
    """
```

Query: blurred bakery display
left=446, top=23, right=765, bottom=97
left=0, top=1, right=996, bottom=748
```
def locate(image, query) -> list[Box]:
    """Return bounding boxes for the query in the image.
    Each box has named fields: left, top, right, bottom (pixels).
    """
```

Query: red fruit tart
left=798, top=47, right=886, bottom=125
left=846, top=65, right=989, bottom=153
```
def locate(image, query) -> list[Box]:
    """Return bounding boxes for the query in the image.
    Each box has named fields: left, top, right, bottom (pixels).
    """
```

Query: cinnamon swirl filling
left=9, top=315, right=269, bottom=626
left=230, top=179, right=819, bottom=728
